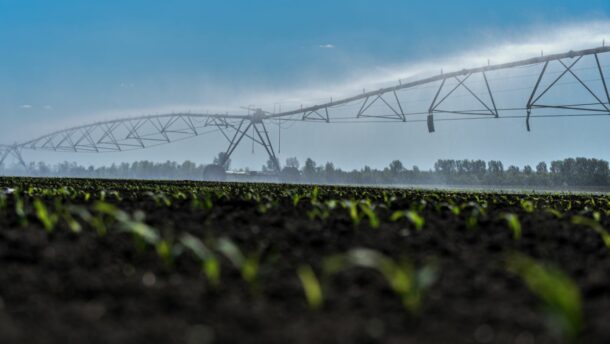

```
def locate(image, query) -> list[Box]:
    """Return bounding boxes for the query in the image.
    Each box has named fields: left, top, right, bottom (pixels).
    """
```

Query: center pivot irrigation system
left=2, top=46, right=610, bottom=172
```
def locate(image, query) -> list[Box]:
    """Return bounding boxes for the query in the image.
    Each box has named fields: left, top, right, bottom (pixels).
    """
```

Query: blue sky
left=1, top=1, right=610, bottom=170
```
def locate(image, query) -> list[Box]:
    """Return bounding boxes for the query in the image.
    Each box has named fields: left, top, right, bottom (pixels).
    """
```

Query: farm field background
left=0, top=177, right=609, bottom=343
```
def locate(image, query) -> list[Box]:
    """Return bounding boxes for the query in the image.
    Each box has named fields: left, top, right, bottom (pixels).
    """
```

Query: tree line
left=1, top=156, right=609, bottom=188
left=280, top=157, right=610, bottom=187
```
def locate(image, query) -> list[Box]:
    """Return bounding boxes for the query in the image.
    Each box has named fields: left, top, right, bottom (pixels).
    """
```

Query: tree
left=536, top=161, right=548, bottom=174
left=523, top=165, right=533, bottom=175
left=281, top=161, right=300, bottom=182
left=434, top=159, right=457, bottom=176
left=263, top=157, right=280, bottom=172
left=550, top=160, right=563, bottom=174
left=507, top=165, right=520, bottom=174
left=472, top=160, right=487, bottom=177
left=303, top=158, right=317, bottom=181
left=388, top=160, right=405, bottom=176
left=323, top=162, right=336, bottom=182
left=487, top=160, right=504, bottom=174
left=285, top=157, right=300, bottom=169
left=37, top=162, right=51, bottom=176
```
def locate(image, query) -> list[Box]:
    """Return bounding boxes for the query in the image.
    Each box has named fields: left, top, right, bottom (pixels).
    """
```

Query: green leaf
left=322, top=248, right=436, bottom=314
left=359, top=202, right=379, bottom=229
left=217, top=237, right=245, bottom=268
left=123, top=221, right=160, bottom=244
left=390, top=210, right=425, bottom=231
left=33, top=199, right=58, bottom=233
left=501, top=213, right=522, bottom=240
left=507, top=254, right=582, bottom=339
left=297, top=265, right=324, bottom=310
left=571, top=215, right=610, bottom=248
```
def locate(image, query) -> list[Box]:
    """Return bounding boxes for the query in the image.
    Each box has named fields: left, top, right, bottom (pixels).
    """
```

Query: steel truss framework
left=2, top=46, right=610, bottom=172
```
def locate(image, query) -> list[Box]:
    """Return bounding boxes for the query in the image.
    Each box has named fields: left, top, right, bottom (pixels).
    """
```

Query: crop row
left=1, top=178, right=609, bottom=340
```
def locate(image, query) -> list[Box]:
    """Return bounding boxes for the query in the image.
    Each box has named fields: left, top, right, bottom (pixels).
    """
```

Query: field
left=0, top=178, right=609, bottom=343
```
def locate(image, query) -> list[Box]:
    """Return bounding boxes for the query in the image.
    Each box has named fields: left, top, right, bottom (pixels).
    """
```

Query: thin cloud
left=20, top=105, right=32, bottom=109
left=319, top=44, right=335, bottom=49
left=247, top=20, right=610, bottom=108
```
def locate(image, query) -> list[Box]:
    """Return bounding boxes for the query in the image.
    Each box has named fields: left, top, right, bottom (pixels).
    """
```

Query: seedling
left=61, top=211, right=82, bottom=233
left=347, top=200, right=360, bottom=226
left=33, top=199, right=59, bottom=233
left=297, top=264, right=324, bottom=310
left=507, top=254, right=582, bottom=340
left=323, top=248, right=437, bottom=313
left=390, top=210, right=425, bottom=231
left=190, top=191, right=213, bottom=210
left=310, top=186, right=319, bottom=204
left=520, top=199, right=535, bottom=213
left=292, top=193, right=303, bottom=207
left=449, top=204, right=461, bottom=216
left=124, top=213, right=161, bottom=252
left=571, top=215, right=610, bottom=248
left=155, top=239, right=178, bottom=267
left=257, top=202, right=274, bottom=214
left=180, top=233, right=220, bottom=287
left=145, top=191, right=171, bottom=207
left=501, top=213, right=522, bottom=240
left=359, top=201, right=379, bottom=229
left=544, top=208, right=563, bottom=219
left=70, top=205, right=107, bottom=236
left=381, top=191, right=396, bottom=207
left=14, top=195, right=27, bottom=226
left=93, top=202, right=163, bottom=255
left=217, top=237, right=260, bottom=289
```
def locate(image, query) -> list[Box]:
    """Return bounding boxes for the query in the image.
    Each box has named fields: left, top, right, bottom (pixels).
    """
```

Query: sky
left=1, top=0, right=610, bottom=170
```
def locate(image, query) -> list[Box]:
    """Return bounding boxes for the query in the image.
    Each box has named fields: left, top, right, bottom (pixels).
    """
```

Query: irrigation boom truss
left=2, top=46, right=610, bottom=171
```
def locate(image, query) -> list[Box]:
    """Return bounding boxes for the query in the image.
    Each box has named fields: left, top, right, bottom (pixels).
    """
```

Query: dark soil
left=0, top=178, right=609, bottom=344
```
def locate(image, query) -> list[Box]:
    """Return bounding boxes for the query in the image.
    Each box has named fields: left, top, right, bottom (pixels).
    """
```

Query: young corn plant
left=144, top=191, right=172, bottom=207
left=359, top=200, right=380, bottom=229
left=461, top=202, right=485, bottom=231
left=69, top=205, right=107, bottom=236
left=500, top=213, right=522, bottom=240
left=93, top=202, right=177, bottom=266
left=338, top=200, right=379, bottom=228
left=14, top=194, right=27, bottom=226
left=217, top=237, right=260, bottom=291
left=307, top=203, right=330, bottom=221
left=507, top=253, right=582, bottom=340
left=190, top=191, right=213, bottom=211
left=323, top=248, right=437, bottom=314
left=33, top=199, right=59, bottom=233
left=292, top=192, right=304, bottom=207
left=297, top=264, right=324, bottom=310
left=180, top=233, right=221, bottom=287
left=390, top=210, right=425, bottom=231
left=381, top=191, right=396, bottom=207
left=61, top=210, right=82, bottom=233
left=544, top=208, right=563, bottom=219
left=520, top=199, right=535, bottom=213
left=571, top=215, right=610, bottom=248
left=448, top=204, right=461, bottom=216
left=344, top=200, right=361, bottom=226
left=310, top=186, right=320, bottom=204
